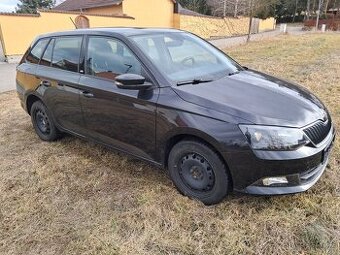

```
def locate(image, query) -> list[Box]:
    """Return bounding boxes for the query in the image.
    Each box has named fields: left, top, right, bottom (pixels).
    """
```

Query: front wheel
left=168, top=140, right=230, bottom=205
left=30, top=101, right=60, bottom=141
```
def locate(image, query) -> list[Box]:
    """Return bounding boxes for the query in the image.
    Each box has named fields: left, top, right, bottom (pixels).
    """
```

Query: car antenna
left=69, top=17, right=78, bottom=29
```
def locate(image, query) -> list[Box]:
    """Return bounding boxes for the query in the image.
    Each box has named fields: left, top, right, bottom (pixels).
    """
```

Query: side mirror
left=115, top=74, right=152, bottom=90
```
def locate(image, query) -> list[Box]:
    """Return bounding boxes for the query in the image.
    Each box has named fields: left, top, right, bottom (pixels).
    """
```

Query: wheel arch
left=26, top=93, right=43, bottom=115
left=163, top=132, right=234, bottom=189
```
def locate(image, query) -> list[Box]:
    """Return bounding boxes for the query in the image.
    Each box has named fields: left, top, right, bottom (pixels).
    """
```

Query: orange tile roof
left=54, top=0, right=123, bottom=11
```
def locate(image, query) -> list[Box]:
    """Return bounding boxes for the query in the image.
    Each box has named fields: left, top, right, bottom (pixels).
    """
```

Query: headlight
left=239, top=125, right=310, bottom=151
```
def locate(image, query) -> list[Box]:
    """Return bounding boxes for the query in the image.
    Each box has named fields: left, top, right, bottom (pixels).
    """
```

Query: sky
left=0, top=0, right=64, bottom=13
left=0, top=0, right=19, bottom=12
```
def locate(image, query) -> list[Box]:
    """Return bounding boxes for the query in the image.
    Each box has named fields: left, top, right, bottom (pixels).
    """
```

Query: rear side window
left=52, top=36, right=82, bottom=73
left=26, top=39, right=49, bottom=64
left=40, top=39, right=55, bottom=67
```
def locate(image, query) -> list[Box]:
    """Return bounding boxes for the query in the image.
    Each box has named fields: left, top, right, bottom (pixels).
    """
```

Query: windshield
left=131, top=32, right=242, bottom=84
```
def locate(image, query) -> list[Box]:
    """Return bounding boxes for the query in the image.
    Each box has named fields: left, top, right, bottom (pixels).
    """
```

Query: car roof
left=38, top=27, right=183, bottom=39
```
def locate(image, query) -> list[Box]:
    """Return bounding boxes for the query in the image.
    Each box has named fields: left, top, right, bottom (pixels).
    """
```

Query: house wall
left=84, top=4, right=123, bottom=15
left=0, top=11, right=135, bottom=59
left=0, top=0, right=176, bottom=60
left=123, top=0, right=175, bottom=27
left=0, top=0, right=275, bottom=60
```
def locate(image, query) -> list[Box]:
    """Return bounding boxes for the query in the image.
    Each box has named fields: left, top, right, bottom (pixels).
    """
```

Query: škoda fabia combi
left=17, top=28, right=335, bottom=204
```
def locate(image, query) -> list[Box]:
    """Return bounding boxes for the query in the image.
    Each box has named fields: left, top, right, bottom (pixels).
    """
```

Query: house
left=0, top=0, right=275, bottom=62
left=54, top=0, right=124, bottom=16
left=53, top=0, right=177, bottom=28
left=0, top=0, right=177, bottom=61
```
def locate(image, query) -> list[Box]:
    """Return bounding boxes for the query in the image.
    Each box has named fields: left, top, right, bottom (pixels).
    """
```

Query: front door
left=79, top=36, right=158, bottom=160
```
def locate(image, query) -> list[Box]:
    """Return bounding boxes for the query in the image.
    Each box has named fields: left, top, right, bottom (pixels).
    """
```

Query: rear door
left=36, top=36, right=86, bottom=134
left=16, top=38, right=50, bottom=99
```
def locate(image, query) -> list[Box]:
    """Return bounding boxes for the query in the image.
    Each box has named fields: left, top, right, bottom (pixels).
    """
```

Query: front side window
left=26, top=39, right=49, bottom=64
left=52, top=36, right=82, bottom=72
left=86, top=36, right=142, bottom=80
left=132, top=32, right=241, bottom=84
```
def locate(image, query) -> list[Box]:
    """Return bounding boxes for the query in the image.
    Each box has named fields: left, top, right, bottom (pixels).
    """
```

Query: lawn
left=0, top=33, right=339, bottom=255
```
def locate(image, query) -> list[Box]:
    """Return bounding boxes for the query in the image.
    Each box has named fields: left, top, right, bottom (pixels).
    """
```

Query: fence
left=174, top=14, right=276, bottom=39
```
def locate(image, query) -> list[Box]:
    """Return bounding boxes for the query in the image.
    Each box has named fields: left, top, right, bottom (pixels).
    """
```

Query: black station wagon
left=16, top=28, right=335, bottom=204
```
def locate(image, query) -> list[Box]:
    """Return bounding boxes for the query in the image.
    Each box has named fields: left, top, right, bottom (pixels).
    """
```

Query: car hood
left=172, top=70, right=327, bottom=127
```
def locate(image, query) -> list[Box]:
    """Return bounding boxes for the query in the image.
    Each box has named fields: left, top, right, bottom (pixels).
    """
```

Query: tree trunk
left=234, top=0, right=239, bottom=18
left=292, top=0, right=299, bottom=23
left=316, top=0, right=324, bottom=29
left=307, top=0, right=311, bottom=20
left=223, top=0, right=227, bottom=17
left=247, top=0, right=253, bottom=42
left=324, top=0, right=330, bottom=15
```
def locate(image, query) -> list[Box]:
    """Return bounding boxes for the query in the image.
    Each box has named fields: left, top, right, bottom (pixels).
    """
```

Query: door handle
left=41, top=80, right=51, bottom=87
left=82, top=91, right=94, bottom=98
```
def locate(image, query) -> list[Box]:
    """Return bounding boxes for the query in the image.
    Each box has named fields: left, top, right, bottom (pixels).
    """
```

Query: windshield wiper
left=177, top=78, right=213, bottom=86
left=228, top=70, right=240, bottom=76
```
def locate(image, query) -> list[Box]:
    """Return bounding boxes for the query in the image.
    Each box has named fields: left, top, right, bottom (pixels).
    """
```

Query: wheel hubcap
left=179, top=153, right=215, bottom=191
left=36, top=110, right=50, bottom=134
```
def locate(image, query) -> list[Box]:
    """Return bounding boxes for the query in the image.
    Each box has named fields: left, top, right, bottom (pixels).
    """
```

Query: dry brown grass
left=0, top=33, right=339, bottom=255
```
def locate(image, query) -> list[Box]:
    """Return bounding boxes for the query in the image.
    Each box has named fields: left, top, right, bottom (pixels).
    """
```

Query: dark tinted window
left=26, top=39, right=49, bottom=64
left=86, top=37, right=141, bottom=80
left=40, top=39, right=55, bottom=67
left=52, top=37, right=82, bottom=72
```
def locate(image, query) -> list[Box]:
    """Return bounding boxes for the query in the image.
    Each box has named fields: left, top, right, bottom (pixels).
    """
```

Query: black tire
left=30, top=100, right=60, bottom=141
left=168, top=140, right=230, bottom=205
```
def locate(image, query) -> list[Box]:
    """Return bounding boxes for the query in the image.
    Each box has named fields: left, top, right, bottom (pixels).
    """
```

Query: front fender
left=156, top=108, right=249, bottom=165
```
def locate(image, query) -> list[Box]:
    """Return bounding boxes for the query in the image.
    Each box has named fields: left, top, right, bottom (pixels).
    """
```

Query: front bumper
left=244, top=156, right=329, bottom=195
left=224, top=125, right=336, bottom=195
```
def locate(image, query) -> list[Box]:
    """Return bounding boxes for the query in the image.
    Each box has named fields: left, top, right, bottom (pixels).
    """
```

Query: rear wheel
left=168, top=140, right=230, bottom=205
left=30, top=101, right=60, bottom=141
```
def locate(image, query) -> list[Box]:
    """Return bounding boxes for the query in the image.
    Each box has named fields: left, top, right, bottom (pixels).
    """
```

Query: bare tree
left=315, top=0, right=324, bottom=29
left=292, top=0, right=299, bottom=22
left=247, top=0, right=253, bottom=42
left=208, top=0, right=249, bottom=17
left=234, top=0, right=240, bottom=17
left=306, top=0, right=311, bottom=19
left=324, top=0, right=330, bottom=14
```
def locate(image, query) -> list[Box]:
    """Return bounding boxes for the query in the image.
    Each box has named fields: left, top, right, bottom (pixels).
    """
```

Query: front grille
left=303, top=119, right=331, bottom=145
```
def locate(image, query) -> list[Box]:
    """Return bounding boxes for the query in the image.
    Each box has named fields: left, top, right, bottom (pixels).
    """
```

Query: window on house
left=26, top=39, right=49, bottom=64
left=86, top=36, right=142, bottom=81
left=52, top=36, right=83, bottom=73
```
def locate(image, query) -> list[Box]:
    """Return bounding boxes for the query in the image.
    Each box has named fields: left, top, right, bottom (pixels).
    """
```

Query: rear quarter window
left=26, top=39, right=49, bottom=64
left=40, top=39, right=55, bottom=67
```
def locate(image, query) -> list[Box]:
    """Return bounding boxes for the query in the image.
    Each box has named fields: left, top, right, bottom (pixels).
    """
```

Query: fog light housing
left=262, top=177, right=288, bottom=186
